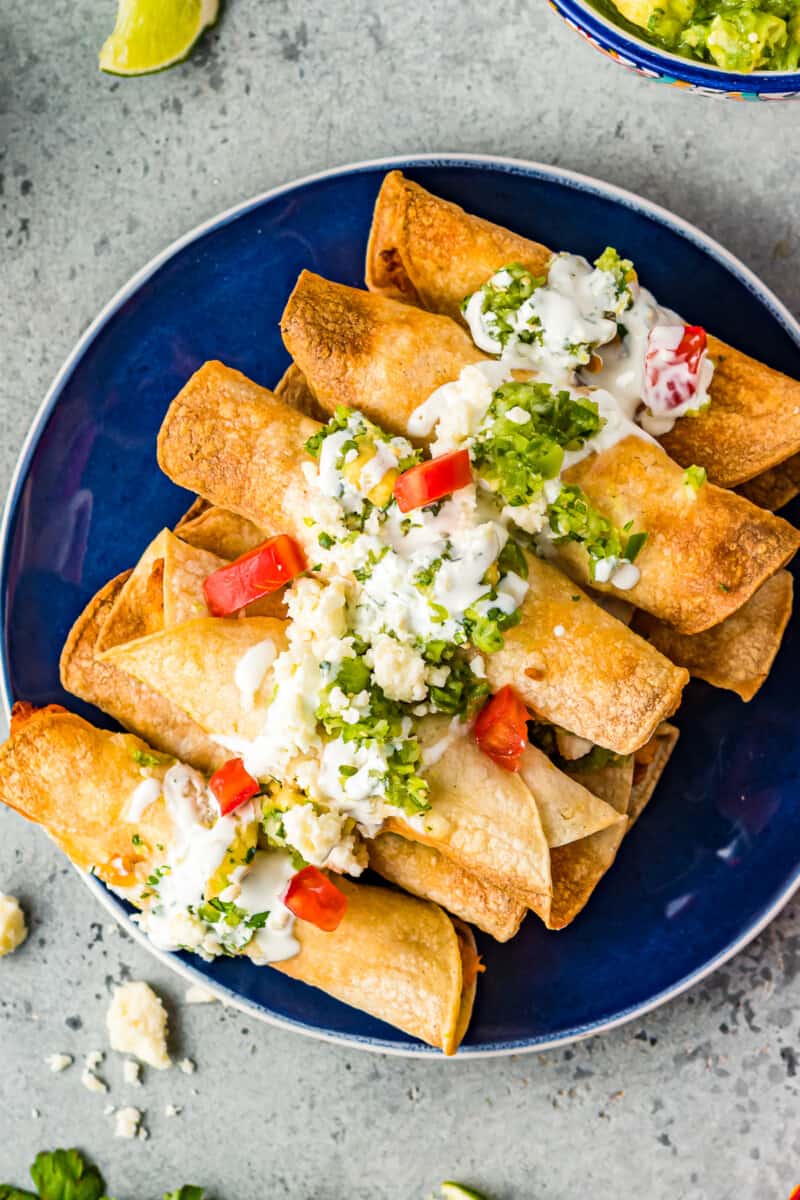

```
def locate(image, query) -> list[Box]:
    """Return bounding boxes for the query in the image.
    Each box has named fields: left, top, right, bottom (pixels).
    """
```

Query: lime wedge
left=439, top=1185, right=487, bottom=1200
left=99, top=0, right=219, bottom=76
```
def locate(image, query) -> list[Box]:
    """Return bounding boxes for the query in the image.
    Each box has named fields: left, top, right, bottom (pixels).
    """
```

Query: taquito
left=365, top=170, right=800, bottom=489
left=0, top=704, right=477, bottom=1054
left=368, top=833, right=527, bottom=943
left=281, top=273, right=800, bottom=635
left=635, top=570, right=793, bottom=702
left=156, top=361, right=687, bottom=753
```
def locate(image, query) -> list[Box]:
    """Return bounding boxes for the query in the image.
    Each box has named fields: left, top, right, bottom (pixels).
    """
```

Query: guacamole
left=599, top=0, right=800, bottom=70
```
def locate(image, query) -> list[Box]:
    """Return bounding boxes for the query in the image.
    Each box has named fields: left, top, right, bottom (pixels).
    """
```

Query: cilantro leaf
left=164, top=1191, right=206, bottom=1200
left=29, top=1149, right=108, bottom=1200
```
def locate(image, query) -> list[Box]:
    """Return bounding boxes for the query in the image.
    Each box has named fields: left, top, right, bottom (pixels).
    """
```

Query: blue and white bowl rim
left=551, top=0, right=800, bottom=91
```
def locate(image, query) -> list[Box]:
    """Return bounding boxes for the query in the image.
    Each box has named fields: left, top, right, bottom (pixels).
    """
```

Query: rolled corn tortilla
left=96, top=528, right=225, bottom=654
left=517, top=744, right=626, bottom=848
left=0, top=703, right=477, bottom=1054
left=100, top=617, right=554, bottom=904
left=563, top=754, right=635, bottom=812
left=368, top=832, right=526, bottom=943
left=157, top=362, right=687, bottom=753
left=737, top=454, right=800, bottom=512
left=365, top=170, right=800, bottom=489
left=60, top=573, right=227, bottom=776
left=534, top=750, right=632, bottom=931
left=281, top=272, right=800, bottom=635
left=275, top=360, right=330, bottom=421
left=176, top=506, right=269, bottom=563
left=634, top=570, right=793, bottom=702
left=543, top=723, right=679, bottom=930
left=629, top=723, right=680, bottom=827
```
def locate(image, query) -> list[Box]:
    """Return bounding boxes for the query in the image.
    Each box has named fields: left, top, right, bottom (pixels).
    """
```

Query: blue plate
left=3, top=155, right=799, bottom=1056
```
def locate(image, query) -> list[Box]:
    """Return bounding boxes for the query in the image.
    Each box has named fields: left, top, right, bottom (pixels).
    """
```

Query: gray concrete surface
left=2, top=2, right=800, bottom=1196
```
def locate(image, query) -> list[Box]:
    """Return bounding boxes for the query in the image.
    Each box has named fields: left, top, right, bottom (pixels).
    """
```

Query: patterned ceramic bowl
left=549, top=0, right=800, bottom=99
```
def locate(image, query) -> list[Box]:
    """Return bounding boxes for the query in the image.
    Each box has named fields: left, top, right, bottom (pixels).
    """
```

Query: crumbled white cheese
left=0, top=893, right=27, bottom=956
left=165, top=1103, right=182, bottom=1118
left=184, top=983, right=217, bottom=1005
left=106, top=981, right=171, bottom=1069
left=123, top=1059, right=142, bottom=1086
left=369, top=635, right=428, bottom=703
left=281, top=802, right=354, bottom=870
left=85, top=1050, right=104, bottom=1070
left=178, top=1057, right=196, bottom=1075
left=81, top=1068, right=108, bottom=1094
left=46, top=1053, right=73, bottom=1073
left=114, top=1106, right=143, bottom=1139
left=31, top=1107, right=40, bottom=1119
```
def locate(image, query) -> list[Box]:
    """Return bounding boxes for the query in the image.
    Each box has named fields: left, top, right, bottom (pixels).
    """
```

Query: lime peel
left=439, top=1185, right=488, bottom=1200
left=99, top=0, right=219, bottom=77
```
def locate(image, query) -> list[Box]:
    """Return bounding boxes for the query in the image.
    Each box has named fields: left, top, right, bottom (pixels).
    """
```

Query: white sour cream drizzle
left=234, top=638, right=276, bottom=710
left=464, top=253, right=714, bottom=436
left=124, top=777, right=162, bottom=823
left=127, top=764, right=299, bottom=964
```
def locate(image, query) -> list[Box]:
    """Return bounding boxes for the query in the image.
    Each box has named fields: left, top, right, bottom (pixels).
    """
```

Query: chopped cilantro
left=462, top=263, right=545, bottom=348
left=472, top=381, right=602, bottom=509
left=130, top=747, right=170, bottom=769
left=547, top=484, right=639, bottom=566
left=304, top=406, right=353, bottom=457
left=593, top=246, right=636, bottom=306
left=497, top=538, right=528, bottom=581
left=683, top=464, right=707, bottom=492
left=425, top=648, right=490, bottom=718
left=335, top=656, right=371, bottom=695
left=624, top=531, right=648, bottom=562
left=131, top=833, right=142, bottom=847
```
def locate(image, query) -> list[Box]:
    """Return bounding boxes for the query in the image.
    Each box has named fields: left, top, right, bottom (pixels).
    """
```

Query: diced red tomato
left=209, top=758, right=260, bottom=815
left=284, top=865, right=348, bottom=932
left=643, top=323, right=708, bottom=414
left=393, top=448, right=472, bottom=513
left=473, top=685, right=529, bottom=773
left=203, top=535, right=306, bottom=617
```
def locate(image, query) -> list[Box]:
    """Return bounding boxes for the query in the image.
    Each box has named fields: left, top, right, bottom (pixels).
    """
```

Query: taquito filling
left=409, top=363, right=650, bottom=589
left=120, top=758, right=302, bottom=964
left=462, top=250, right=715, bottom=436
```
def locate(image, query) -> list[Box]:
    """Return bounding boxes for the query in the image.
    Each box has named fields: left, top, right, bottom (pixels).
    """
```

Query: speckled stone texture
left=2, top=2, right=800, bottom=1196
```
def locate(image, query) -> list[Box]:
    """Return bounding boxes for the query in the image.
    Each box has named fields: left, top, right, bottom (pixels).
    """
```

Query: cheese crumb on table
left=106, top=981, right=171, bottom=1069
left=0, top=894, right=27, bottom=957
left=185, top=983, right=217, bottom=1004
left=123, top=1058, right=142, bottom=1086
left=45, top=1053, right=73, bottom=1073
left=178, top=1057, right=196, bottom=1075
left=81, top=1068, right=108, bottom=1094
left=114, top=1106, right=143, bottom=1139
left=85, top=1050, right=104, bottom=1070
left=165, top=1103, right=182, bottom=1118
